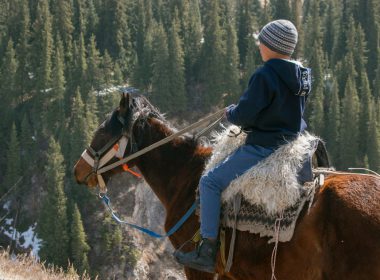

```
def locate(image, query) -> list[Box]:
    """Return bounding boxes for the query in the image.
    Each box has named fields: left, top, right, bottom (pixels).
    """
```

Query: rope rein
left=81, top=108, right=225, bottom=238
left=97, top=109, right=225, bottom=174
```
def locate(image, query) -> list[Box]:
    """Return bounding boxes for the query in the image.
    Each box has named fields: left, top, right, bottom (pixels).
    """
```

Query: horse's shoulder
left=320, top=174, right=380, bottom=225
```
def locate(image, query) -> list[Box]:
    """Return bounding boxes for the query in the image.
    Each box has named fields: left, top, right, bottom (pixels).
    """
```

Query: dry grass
left=0, top=250, right=92, bottom=280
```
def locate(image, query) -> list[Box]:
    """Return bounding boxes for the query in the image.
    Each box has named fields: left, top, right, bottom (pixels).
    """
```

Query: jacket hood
left=265, top=59, right=311, bottom=96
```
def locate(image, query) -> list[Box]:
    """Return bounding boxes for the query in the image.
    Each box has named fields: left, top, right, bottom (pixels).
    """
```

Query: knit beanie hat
left=258, top=20, right=298, bottom=56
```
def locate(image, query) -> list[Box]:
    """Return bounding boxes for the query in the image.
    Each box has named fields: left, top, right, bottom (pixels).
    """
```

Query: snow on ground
left=96, top=85, right=126, bottom=96
left=1, top=222, right=42, bottom=259
left=3, top=201, right=11, bottom=211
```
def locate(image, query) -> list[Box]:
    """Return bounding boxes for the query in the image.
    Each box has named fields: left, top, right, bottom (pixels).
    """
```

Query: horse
left=74, top=94, right=380, bottom=279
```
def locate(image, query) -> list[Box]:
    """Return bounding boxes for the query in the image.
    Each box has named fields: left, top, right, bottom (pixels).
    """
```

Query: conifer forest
left=0, top=0, right=379, bottom=279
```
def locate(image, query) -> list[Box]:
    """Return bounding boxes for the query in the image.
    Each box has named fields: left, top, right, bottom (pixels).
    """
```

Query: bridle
left=79, top=102, right=225, bottom=192
left=80, top=113, right=141, bottom=192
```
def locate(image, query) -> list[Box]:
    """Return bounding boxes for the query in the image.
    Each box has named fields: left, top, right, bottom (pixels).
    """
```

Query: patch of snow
left=4, top=218, right=13, bottom=226
left=1, top=221, right=42, bottom=259
left=3, top=201, right=11, bottom=211
left=40, top=88, right=53, bottom=93
left=96, top=85, right=126, bottom=96
left=18, top=223, right=42, bottom=258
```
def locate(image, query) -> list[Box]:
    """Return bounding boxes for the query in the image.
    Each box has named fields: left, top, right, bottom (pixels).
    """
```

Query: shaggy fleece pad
left=204, top=126, right=320, bottom=242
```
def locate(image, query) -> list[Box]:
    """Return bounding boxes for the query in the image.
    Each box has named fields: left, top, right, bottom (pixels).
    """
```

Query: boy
left=174, top=19, right=312, bottom=273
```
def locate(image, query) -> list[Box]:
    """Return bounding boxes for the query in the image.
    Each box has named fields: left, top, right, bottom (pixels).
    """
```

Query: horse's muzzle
left=73, top=159, right=97, bottom=187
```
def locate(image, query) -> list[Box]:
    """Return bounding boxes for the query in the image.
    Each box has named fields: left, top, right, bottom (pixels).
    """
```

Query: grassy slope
left=0, top=250, right=91, bottom=280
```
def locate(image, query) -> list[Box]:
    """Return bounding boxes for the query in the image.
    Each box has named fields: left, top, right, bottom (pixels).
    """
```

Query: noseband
left=80, top=114, right=140, bottom=191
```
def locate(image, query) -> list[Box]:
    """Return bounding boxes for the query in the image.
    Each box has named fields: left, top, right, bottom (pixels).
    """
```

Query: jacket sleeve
left=226, top=72, right=273, bottom=128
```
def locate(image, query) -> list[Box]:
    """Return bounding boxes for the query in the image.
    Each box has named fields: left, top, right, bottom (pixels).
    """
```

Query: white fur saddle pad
left=203, top=126, right=320, bottom=242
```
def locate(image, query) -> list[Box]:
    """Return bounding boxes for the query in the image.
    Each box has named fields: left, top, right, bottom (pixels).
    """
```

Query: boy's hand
left=224, top=104, right=236, bottom=119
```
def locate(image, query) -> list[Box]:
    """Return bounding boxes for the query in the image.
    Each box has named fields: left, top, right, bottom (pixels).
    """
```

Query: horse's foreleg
left=184, top=267, right=216, bottom=280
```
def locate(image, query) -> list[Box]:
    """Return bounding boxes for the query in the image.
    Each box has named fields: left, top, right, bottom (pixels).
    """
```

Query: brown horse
left=74, top=94, right=380, bottom=280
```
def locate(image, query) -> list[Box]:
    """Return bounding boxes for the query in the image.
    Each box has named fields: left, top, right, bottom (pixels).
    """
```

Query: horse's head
left=73, top=93, right=155, bottom=190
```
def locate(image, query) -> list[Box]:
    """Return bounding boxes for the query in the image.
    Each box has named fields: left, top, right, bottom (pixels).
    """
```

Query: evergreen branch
left=0, top=176, right=23, bottom=204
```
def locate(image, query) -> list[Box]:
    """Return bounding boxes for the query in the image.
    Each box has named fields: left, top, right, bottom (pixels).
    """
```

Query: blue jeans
left=200, top=144, right=275, bottom=238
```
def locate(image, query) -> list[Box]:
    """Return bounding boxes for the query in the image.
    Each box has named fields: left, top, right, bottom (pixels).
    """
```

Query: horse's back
left=320, top=174, right=380, bottom=279
left=220, top=174, right=380, bottom=280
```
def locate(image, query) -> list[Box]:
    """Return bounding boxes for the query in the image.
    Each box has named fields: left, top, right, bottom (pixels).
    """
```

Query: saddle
left=201, top=126, right=330, bottom=243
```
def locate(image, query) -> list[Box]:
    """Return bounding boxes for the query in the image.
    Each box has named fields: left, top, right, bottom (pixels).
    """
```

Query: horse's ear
left=119, top=93, right=130, bottom=116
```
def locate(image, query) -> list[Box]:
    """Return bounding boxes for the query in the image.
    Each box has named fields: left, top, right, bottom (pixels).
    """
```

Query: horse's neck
left=134, top=118, right=210, bottom=210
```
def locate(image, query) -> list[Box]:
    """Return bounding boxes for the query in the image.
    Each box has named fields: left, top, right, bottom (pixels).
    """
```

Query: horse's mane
left=131, top=95, right=201, bottom=150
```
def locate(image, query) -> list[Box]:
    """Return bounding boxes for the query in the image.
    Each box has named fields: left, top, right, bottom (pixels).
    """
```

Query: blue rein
left=101, top=194, right=197, bottom=238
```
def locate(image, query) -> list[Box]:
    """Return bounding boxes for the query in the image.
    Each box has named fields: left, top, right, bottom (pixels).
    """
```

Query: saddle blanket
left=203, top=126, right=320, bottom=243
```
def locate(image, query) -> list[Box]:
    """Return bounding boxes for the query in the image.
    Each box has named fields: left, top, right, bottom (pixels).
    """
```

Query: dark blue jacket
left=226, top=58, right=311, bottom=148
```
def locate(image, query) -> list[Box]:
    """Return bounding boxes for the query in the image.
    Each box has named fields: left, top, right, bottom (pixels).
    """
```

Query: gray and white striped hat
left=258, top=20, right=298, bottom=56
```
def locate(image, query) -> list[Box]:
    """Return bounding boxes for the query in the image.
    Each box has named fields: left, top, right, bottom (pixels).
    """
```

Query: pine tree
left=131, top=0, right=153, bottom=90
left=70, top=33, right=87, bottom=94
left=372, top=49, right=380, bottom=99
left=100, top=212, right=122, bottom=254
left=260, top=0, right=272, bottom=26
left=45, top=36, right=66, bottom=137
left=151, top=23, right=171, bottom=112
left=101, top=50, right=114, bottom=88
left=38, top=137, right=69, bottom=269
left=85, top=90, right=99, bottom=141
left=2, top=123, right=21, bottom=195
left=358, top=72, right=372, bottom=164
left=69, top=88, right=89, bottom=166
left=223, top=2, right=240, bottom=105
left=350, top=23, right=368, bottom=92
left=303, top=0, right=323, bottom=77
left=339, top=76, right=360, bottom=170
left=367, top=102, right=380, bottom=173
left=70, top=204, right=90, bottom=275
left=270, top=0, right=291, bottom=20
left=131, top=0, right=146, bottom=85
left=182, top=0, right=202, bottom=84
left=86, top=34, right=102, bottom=91
left=15, top=0, right=31, bottom=97
left=324, top=77, right=340, bottom=166
left=290, top=0, right=303, bottom=58
left=30, top=0, right=53, bottom=131
left=360, top=0, right=379, bottom=86
left=338, top=52, right=357, bottom=98
left=330, top=1, right=346, bottom=66
left=3, top=0, right=20, bottom=42
left=97, top=0, right=132, bottom=73
left=308, top=84, right=325, bottom=137
left=52, top=0, right=74, bottom=48
left=0, top=39, right=18, bottom=151
left=167, top=12, right=187, bottom=114
left=200, top=0, right=225, bottom=107
left=113, top=62, right=124, bottom=84
left=31, top=0, right=53, bottom=91
left=20, top=115, right=36, bottom=172
left=73, top=0, right=86, bottom=38
left=86, top=0, right=99, bottom=39
left=243, top=33, right=259, bottom=87
left=303, top=1, right=325, bottom=134
left=237, top=0, right=256, bottom=67
left=323, top=0, right=339, bottom=65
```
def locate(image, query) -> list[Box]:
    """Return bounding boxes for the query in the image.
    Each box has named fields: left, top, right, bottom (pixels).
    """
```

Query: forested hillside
left=0, top=0, right=379, bottom=278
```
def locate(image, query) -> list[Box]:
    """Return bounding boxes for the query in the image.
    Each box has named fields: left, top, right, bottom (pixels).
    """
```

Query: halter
left=79, top=106, right=225, bottom=192
left=80, top=115, right=141, bottom=192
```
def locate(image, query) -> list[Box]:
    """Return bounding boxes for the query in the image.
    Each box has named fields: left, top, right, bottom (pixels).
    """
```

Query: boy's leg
left=200, top=144, right=274, bottom=239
